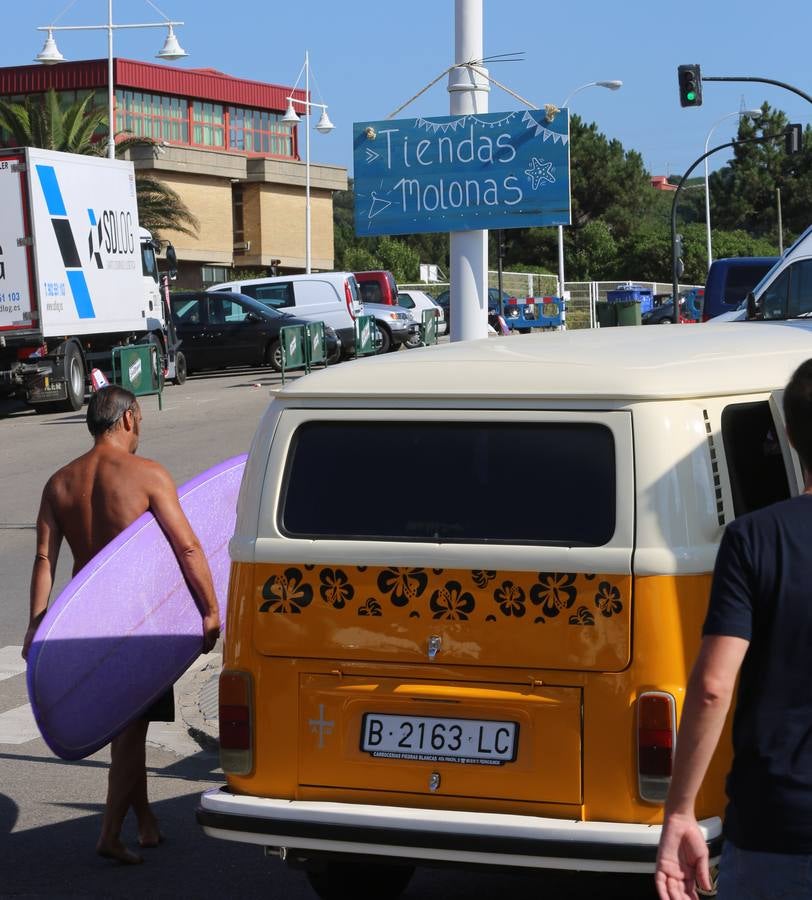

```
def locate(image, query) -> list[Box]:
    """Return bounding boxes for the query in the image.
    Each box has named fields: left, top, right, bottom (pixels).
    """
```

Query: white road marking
left=0, top=646, right=26, bottom=682
left=0, top=703, right=40, bottom=744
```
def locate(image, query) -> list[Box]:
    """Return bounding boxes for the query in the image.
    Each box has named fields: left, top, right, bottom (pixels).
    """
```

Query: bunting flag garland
left=521, top=110, right=569, bottom=145
left=414, top=111, right=518, bottom=134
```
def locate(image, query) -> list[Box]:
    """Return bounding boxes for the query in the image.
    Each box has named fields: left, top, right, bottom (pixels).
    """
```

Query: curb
left=175, top=648, right=221, bottom=754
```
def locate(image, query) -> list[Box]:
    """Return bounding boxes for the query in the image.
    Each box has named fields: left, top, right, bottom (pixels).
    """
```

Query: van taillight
left=219, top=670, right=253, bottom=775
left=637, top=692, right=676, bottom=802
left=345, top=280, right=356, bottom=319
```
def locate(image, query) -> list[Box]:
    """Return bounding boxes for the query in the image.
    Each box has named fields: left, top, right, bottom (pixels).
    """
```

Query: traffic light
left=674, top=233, right=685, bottom=278
left=678, top=65, right=703, bottom=108
left=786, top=123, right=803, bottom=155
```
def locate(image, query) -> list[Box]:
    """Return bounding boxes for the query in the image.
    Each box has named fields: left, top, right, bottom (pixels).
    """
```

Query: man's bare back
left=45, top=445, right=171, bottom=574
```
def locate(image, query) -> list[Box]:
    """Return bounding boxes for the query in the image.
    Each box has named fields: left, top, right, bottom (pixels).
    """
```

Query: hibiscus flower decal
left=595, top=581, right=623, bottom=617
left=259, top=568, right=313, bottom=614
left=430, top=581, right=475, bottom=620
left=319, top=568, right=354, bottom=609
left=472, top=570, right=496, bottom=589
left=494, top=581, right=526, bottom=618
left=358, top=597, right=382, bottom=617
left=376, top=567, right=428, bottom=607
left=569, top=606, right=595, bottom=626
left=530, top=573, right=577, bottom=619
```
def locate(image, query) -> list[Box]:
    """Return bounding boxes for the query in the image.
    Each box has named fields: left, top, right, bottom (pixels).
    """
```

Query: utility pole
left=777, top=187, right=784, bottom=255
left=448, top=0, right=489, bottom=342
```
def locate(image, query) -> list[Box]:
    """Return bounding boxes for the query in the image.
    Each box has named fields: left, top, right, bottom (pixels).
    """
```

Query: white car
left=397, top=289, right=447, bottom=338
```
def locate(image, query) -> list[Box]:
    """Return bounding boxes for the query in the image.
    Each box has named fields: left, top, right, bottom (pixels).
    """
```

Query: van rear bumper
left=197, top=788, right=723, bottom=874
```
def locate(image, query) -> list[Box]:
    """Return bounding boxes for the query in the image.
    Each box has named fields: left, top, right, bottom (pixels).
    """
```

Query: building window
left=192, top=101, right=225, bottom=148
left=115, top=90, right=189, bottom=142
left=201, top=265, right=231, bottom=287
left=228, top=106, right=294, bottom=157
left=232, top=183, right=245, bottom=246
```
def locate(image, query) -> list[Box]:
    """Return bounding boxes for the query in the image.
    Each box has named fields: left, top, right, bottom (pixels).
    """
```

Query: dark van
left=702, top=257, right=778, bottom=321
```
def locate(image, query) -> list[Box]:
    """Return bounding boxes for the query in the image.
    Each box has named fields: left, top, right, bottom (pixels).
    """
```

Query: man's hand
left=201, top=612, right=221, bottom=654
left=655, top=812, right=712, bottom=900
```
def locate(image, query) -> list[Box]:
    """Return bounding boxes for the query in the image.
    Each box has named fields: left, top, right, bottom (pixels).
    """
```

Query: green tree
left=0, top=89, right=198, bottom=239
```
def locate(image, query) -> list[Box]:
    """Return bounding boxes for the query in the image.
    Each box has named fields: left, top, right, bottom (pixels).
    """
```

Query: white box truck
left=0, top=147, right=184, bottom=412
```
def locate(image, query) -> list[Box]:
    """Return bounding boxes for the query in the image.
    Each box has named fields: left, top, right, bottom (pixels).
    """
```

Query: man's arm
left=23, top=487, right=63, bottom=660
left=146, top=463, right=221, bottom=653
left=655, top=634, right=749, bottom=900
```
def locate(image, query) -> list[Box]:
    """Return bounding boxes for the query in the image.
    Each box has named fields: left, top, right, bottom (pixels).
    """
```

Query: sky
left=7, top=0, right=812, bottom=180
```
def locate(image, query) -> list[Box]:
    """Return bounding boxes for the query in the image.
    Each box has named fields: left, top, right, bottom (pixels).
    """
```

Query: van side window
left=788, top=259, right=812, bottom=317
left=724, top=264, right=773, bottom=305
left=281, top=421, right=616, bottom=546
left=761, top=270, right=790, bottom=319
left=252, top=283, right=294, bottom=309
left=721, top=401, right=790, bottom=517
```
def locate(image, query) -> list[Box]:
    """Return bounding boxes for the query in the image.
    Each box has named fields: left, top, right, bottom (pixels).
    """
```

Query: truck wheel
left=305, top=861, right=413, bottom=900
left=376, top=325, right=392, bottom=354
left=147, top=333, right=166, bottom=387
left=56, top=342, right=86, bottom=412
left=267, top=340, right=283, bottom=373
left=172, top=351, right=187, bottom=385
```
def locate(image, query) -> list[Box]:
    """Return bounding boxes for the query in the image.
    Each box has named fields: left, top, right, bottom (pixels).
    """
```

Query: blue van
left=702, top=257, right=778, bottom=321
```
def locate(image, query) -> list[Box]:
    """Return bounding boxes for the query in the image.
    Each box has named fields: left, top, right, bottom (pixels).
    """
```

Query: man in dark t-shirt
left=656, top=359, right=812, bottom=900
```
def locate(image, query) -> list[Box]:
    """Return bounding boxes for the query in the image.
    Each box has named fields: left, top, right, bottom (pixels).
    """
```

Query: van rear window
left=281, top=421, right=616, bottom=545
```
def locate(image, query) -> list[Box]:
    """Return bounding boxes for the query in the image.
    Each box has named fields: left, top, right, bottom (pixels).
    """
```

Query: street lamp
left=556, top=81, right=623, bottom=306
left=704, top=108, right=761, bottom=270
left=35, top=1, right=188, bottom=160
left=281, top=51, right=334, bottom=274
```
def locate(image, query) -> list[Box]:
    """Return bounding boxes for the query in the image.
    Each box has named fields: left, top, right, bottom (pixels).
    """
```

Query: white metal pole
left=107, top=0, right=115, bottom=159
left=305, top=50, right=312, bottom=274
left=448, top=0, right=488, bottom=342
left=557, top=225, right=565, bottom=297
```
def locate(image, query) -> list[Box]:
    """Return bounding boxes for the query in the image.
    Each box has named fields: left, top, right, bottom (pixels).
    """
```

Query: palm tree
left=0, top=89, right=198, bottom=239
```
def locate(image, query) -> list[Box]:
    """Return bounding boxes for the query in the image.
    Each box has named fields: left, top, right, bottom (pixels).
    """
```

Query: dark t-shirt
left=703, top=494, right=812, bottom=852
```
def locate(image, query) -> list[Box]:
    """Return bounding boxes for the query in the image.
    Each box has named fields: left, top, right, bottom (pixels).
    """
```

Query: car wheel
left=658, top=318, right=672, bottom=324
left=305, top=861, right=414, bottom=900
left=376, top=325, right=392, bottom=354
left=517, top=327, right=531, bottom=335
left=56, top=341, right=86, bottom=412
left=172, top=350, right=187, bottom=385
left=266, top=339, right=283, bottom=373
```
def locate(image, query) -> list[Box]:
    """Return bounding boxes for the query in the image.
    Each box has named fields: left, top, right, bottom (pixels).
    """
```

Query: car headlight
left=388, top=312, right=409, bottom=320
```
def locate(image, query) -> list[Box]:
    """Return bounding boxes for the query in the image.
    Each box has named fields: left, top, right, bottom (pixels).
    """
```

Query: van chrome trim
left=197, top=790, right=723, bottom=873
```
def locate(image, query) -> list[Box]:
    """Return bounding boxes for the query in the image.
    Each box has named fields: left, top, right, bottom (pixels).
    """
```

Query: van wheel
left=376, top=325, right=392, bottom=354
left=172, top=351, right=187, bottom=385
left=267, top=339, right=283, bottom=373
left=56, top=341, right=86, bottom=412
left=305, top=861, right=414, bottom=900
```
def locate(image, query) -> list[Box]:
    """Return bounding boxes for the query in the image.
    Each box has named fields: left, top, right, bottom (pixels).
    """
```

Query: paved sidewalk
left=174, top=648, right=221, bottom=753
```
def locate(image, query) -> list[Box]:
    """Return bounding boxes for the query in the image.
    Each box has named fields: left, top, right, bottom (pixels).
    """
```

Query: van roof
left=280, top=321, right=812, bottom=401
left=207, top=272, right=354, bottom=289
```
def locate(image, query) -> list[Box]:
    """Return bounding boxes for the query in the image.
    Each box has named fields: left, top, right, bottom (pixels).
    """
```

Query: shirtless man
left=22, top=385, right=221, bottom=865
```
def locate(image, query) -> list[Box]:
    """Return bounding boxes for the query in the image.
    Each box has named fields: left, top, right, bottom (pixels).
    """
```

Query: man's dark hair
left=783, top=359, right=812, bottom=473
left=86, top=385, right=137, bottom=437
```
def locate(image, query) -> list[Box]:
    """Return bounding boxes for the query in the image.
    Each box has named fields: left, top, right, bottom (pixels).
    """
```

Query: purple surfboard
left=26, top=454, right=247, bottom=761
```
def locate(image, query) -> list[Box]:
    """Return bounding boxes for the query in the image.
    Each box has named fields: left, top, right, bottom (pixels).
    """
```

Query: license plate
left=361, top=713, right=518, bottom=766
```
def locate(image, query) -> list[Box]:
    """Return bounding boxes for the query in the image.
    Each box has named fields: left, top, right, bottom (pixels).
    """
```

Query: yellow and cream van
left=198, top=322, right=811, bottom=899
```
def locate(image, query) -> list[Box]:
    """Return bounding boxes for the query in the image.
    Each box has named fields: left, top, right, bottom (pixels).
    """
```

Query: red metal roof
left=0, top=58, right=306, bottom=112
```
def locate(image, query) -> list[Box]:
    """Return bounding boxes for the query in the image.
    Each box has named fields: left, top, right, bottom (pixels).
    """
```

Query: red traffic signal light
left=678, top=65, right=703, bottom=108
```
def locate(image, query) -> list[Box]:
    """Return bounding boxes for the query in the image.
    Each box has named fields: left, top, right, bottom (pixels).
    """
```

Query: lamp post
left=556, top=81, right=622, bottom=305
left=35, top=1, right=188, bottom=160
left=281, top=51, right=334, bottom=274
left=704, top=109, right=761, bottom=270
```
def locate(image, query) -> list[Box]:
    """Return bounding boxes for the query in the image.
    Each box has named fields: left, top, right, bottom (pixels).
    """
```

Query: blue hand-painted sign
left=353, top=110, right=570, bottom=237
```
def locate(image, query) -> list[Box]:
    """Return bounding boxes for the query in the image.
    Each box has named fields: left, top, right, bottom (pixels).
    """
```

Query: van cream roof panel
left=279, top=321, right=812, bottom=401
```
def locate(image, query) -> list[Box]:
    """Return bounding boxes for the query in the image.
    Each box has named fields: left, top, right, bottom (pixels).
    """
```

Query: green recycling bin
left=596, top=301, right=616, bottom=328
left=616, top=300, right=642, bottom=327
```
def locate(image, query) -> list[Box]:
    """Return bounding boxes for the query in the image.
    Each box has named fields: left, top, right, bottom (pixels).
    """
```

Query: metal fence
left=402, top=273, right=703, bottom=330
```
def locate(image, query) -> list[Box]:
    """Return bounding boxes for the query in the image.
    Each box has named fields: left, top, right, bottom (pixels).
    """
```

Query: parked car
left=355, top=270, right=399, bottom=305
left=397, top=289, right=447, bottom=338
left=207, top=273, right=363, bottom=358
left=170, top=291, right=340, bottom=373
left=642, top=290, right=703, bottom=325
left=362, top=301, right=420, bottom=353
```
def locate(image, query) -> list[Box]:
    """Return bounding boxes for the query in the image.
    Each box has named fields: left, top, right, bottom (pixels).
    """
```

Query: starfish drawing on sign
left=367, top=191, right=393, bottom=219
left=525, top=157, right=555, bottom=189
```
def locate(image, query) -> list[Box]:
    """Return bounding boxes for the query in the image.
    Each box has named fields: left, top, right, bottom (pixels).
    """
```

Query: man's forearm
left=29, top=556, right=54, bottom=624
left=178, top=544, right=220, bottom=618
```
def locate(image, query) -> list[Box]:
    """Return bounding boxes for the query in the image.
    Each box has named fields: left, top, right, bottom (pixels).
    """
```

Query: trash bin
left=607, top=286, right=653, bottom=314
left=616, top=300, right=642, bottom=327
left=596, top=301, right=616, bottom=328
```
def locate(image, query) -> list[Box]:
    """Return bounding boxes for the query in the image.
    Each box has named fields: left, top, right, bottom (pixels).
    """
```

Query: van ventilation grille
left=703, top=410, right=725, bottom=526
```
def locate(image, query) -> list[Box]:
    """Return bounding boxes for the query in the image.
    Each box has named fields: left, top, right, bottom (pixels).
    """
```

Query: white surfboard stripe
left=0, top=646, right=26, bottom=682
